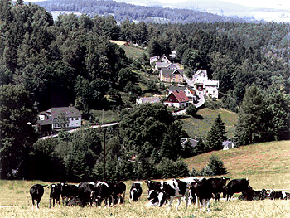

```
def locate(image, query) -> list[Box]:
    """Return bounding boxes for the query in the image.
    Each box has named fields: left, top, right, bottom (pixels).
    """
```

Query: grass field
left=181, top=108, right=238, bottom=139
left=1, top=140, right=290, bottom=217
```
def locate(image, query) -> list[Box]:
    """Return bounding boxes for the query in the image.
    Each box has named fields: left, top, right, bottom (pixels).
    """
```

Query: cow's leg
left=31, top=198, right=35, bottom=210
left=176, top=197, right=181, bottom=210
left=36, top=198, right=41, bottom=209
left=206, top=199, right=210, bottom=212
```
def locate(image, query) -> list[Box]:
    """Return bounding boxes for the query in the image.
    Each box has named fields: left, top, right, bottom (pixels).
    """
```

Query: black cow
left=191, top=178, right=215, bottom=212
left=240, top=188, right=269, bottom=201
left=78, top=182, right=95, bottom=207
left=49, top=183, right=61, bottom=208
left=146, top=179, right=162, bottom=191
left=129, top=182, right=143, bottom=202
left=206, top=177, right=230, bottom=201
left=112, top=181, right=126, bottom=205
left=60, top=183, right=79, bottom=206
left=93, top=182, right=114, bottom=207
left=30, top=184, right=46, bottom=209
left=223, top=178, right=250, bottom=201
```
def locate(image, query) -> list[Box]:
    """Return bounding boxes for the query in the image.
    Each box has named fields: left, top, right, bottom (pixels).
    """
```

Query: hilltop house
left=163, top=90, right=189, bottom=108
left=37, top=106, right=81, bottom=136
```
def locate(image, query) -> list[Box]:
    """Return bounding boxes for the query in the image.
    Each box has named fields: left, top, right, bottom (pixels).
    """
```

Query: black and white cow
left=146, top=179, right=187, bottom=210
left=78, top=182, right=95, bottom=207
left=93, top=182, right=114, bottom=207
left=30, top=184, right=46, bottom=209
left=49, top=183, right=61, bottom=208
left=146, top=179, right=162, bottom=192
left=129, top=182, right=143, bottom=202
left=112, top=181, right=126, bottom=205
left=60, top=183, right=79, bottom=206
left=269, top=190, right=290, bottom=200
left=223, top=178, right=250, bottom=201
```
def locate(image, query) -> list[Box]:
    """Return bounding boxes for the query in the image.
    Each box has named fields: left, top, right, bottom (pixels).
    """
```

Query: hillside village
left=36, top=52, right=220, bottom=134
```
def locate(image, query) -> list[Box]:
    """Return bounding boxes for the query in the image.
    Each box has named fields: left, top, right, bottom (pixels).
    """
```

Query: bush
left=200, top=166, right=214, bottom=176
left=156, top=157, right=189, bottom=179
left=190, top=167, right=199, bottom=176
left=207, top=155, right=228, bottom=175
left=186, top=104, right=198, bottom=117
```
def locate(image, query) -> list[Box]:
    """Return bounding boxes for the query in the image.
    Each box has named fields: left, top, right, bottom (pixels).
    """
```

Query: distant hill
left=34, top=0, right=247, bottom=23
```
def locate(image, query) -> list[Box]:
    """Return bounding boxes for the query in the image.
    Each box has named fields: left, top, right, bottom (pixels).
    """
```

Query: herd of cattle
left=30, top=177, right=290, bottom=211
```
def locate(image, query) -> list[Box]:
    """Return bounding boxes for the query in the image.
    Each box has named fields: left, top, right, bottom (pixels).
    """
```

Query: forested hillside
left=0, top=0, right=289, bottom=181
left=35, top=0, right=247, bottom=23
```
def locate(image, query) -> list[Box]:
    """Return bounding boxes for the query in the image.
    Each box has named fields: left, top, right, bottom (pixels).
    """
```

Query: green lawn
left=182, top=108, right=238, bottom=139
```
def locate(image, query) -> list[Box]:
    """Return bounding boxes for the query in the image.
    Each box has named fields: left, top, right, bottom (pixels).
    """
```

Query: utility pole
left=102, top=109, right=106, bottom=181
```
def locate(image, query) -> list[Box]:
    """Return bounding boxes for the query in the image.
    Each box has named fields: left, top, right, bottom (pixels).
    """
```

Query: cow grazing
left=191, top=178, right=215, bottom=212
left=78, top=182, right=95, bottom=207
left=223, top=178, right=250, bottom=201
left=93, top=182, right=114, bottom=207
left=147, top=189, right=162, bottom=206
left=50, top=183, right=61, bottom=208
left=146, top=179, right=188, bottom=210
left=112, top=181, right=126, bottom=205
left=146, top=179, right=162, bottom=192
left=60, top=183, right=79, bottom=206
left=129, top=182, right=143, bottom=202
left=269, top=190, right=289, bottom=200
left=239, top=188, right=269, bottom=201
left=30, top=184, right=46, bottom=210
left=206, top=177, right=230, bottom=201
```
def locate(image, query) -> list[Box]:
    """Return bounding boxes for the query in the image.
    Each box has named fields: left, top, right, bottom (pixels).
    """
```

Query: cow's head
left=147, top=190, right=158, bottom=201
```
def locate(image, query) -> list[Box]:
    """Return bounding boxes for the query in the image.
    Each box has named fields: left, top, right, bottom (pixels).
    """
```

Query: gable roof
left=51, top=107, right=81, bottom=118
left=171, top=90, right=189, bottom=103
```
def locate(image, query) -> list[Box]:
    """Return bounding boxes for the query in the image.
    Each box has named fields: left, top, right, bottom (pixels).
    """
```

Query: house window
left=76, top=117, right=79, bottom=120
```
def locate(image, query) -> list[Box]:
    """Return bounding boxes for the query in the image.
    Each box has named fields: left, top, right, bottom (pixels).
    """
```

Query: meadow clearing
left=1, top=140, right=290, bottom=217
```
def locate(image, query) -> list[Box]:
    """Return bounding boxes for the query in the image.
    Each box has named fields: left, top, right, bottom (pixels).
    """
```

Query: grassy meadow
left=182, top=108, right=238, bottom=139
left=1, top=140, right=290, bottom=217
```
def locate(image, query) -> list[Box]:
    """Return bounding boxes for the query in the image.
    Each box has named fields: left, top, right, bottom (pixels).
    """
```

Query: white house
left=192, top=70, right=219, bottom=99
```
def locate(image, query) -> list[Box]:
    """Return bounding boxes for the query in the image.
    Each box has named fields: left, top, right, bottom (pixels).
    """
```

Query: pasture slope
left=0, top=140, right=289, bottom=217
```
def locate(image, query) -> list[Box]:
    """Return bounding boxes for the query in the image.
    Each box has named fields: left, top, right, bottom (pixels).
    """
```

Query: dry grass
left=184, top=140, right=290, bottom=189
left=1, top=140, right=290, bottom=217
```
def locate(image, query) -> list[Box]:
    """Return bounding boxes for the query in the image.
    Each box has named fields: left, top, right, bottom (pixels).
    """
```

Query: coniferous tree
left=206, top=114, right=226, bottom=151
left=235, top=85, right=271, bottom=146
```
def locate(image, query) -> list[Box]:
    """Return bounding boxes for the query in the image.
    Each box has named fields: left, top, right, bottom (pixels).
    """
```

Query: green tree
left=206, top=114, right=226, bottom=151
left=186, top=104, right=198, bottom=117
left=235, top=85, right=270, bottom=146
left=207, top=155, right=227, bottom=175
left=0, top=84, right=38, bottom=179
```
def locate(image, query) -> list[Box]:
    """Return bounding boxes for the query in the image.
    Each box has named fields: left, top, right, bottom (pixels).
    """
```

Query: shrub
left=186, top=104, right=198, bottom=117
left=190, top=167, right=199, bottom=176
left=200, top=166, right=214, bottom=176
left=207, top=155, right=228, bottom=175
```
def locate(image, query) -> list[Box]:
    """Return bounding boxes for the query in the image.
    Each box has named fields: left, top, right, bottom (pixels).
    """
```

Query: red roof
left=171, top=90, right=189, bottom=103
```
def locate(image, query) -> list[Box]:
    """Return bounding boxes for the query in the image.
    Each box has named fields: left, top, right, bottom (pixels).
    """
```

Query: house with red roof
left=163, top=90, right=189, bottom=108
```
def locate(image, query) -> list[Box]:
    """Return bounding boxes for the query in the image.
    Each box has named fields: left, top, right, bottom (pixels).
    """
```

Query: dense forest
left=35, top=0, right=247, bottom=23
left=0, top=0, right=289, bottom=181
